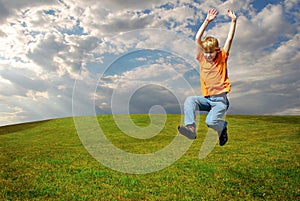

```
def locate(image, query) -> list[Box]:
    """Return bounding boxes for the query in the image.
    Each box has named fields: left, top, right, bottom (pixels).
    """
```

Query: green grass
left=0, top=115, right=299, bottom=200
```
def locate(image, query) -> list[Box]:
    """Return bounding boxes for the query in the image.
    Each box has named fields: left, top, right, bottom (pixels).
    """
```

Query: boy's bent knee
left=206, top=119, right=218, bottom=128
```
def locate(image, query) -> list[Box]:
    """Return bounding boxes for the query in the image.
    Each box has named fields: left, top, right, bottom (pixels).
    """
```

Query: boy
left=178, top=8, right=237, bottom=146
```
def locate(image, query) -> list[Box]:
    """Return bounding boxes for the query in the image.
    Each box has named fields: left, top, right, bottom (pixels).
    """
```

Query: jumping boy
left=178, top=8, right=237, bottom=146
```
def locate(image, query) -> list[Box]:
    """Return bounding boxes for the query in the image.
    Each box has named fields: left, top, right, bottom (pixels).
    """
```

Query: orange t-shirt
left=196, top=49, right=231, bottom=97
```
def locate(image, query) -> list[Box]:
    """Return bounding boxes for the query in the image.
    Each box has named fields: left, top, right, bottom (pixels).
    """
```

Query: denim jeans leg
left=184, top=96, right=211, bottom=125
left=205, top=96, right=229, bottom=133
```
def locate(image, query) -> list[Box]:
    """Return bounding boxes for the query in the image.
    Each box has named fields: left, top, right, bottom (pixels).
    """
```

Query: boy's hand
left=206, top=8, right=218, bottom=22
left=227, top=9, right=237, bottom=21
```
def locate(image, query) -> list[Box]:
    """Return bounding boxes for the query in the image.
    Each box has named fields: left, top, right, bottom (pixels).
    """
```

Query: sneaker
left=178, top=124, right=196, bottom=139
left=219, top=126, right=228, bottom=146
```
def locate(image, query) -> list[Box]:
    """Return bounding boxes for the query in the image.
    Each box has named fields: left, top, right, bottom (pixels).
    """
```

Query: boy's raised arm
left=224, top=9, right=237, bottom=53
left=195, top=8, right=218, bottom=45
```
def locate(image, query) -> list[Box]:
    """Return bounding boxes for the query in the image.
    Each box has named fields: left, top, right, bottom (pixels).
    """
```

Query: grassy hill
left=0, top=115, right=299, bottom=200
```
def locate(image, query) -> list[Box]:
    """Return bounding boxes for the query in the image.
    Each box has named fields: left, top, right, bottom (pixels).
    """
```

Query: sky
left=0, top=0, right=299, bottom=126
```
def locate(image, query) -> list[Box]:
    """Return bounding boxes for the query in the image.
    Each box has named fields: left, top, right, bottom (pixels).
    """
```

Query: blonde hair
left=200, top=36, right=220, bottom=52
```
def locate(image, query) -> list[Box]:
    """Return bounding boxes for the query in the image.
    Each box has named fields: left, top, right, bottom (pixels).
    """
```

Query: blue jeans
left=184, top=94, right=229, bottom=134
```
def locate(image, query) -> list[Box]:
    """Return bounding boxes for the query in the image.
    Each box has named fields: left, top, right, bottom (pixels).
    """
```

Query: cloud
left=93, top=52, right=199, bottom=115
left=1, top=68, right=47, bottom=94
left=0, top=0, right=10, bottom=23
left=0, top=106, right=26, bottom=125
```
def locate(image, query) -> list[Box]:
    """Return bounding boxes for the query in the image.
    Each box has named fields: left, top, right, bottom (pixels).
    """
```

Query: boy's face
left=203, top=51, right=217, bottom=62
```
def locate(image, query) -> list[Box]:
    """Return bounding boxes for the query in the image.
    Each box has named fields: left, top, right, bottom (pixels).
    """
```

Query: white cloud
left=26, top=90, right=49, bottom=101
left=0, top=106, right=26, bottom=125
left=94, top=62, right=197, bottom=114
left=274, top=107, right=300, bottom=116
left=284, top=0, right=300, bottom=12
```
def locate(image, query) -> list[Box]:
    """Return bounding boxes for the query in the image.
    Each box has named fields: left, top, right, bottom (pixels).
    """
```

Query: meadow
left=0, top=114, right=299, bottom=200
